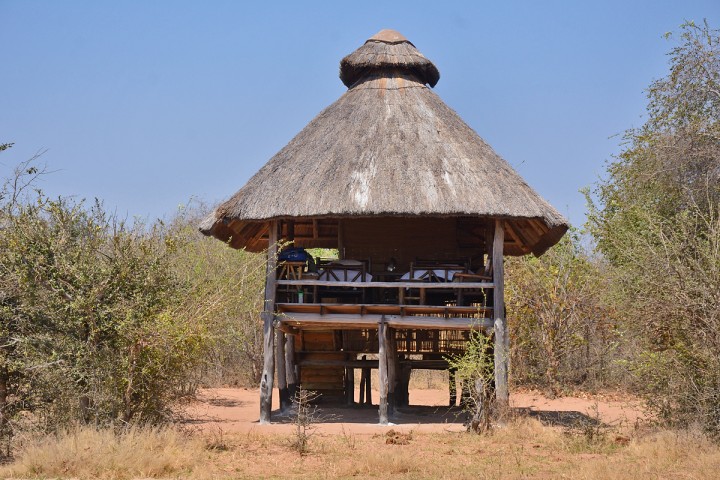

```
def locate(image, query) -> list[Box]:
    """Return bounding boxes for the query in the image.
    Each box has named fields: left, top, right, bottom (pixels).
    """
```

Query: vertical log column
left=285, top=334, right=298, bottom=402
left=259, top=220, right=279, bottom=424
left=492, top=219, right=508, bottom=405
left=378, top=316, right=389, bottom=425
left=275, top=330, right=288, bottom=412
left=387, top=327, right=398, bottom=413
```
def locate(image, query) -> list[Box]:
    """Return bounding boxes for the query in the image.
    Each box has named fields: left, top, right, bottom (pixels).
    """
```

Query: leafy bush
left=0, top=159, right=265, bottom=456
left=506, top=232, right=623, bottom=396
left=588, top=21, right=720, bottom=436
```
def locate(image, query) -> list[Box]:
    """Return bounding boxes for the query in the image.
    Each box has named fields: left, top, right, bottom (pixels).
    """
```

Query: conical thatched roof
left=200, top=29, right=568, bottom=256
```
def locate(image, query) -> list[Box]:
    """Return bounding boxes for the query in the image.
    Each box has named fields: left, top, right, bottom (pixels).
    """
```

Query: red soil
left=180, top=387, right=646, bottom=435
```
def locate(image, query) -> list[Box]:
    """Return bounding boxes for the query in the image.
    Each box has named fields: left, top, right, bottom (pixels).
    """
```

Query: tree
left=588, top=21, right=720, bottom=436
left=506, top=232, right=619, bottom=396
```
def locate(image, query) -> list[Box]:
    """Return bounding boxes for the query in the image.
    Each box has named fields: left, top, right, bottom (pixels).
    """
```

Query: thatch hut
left=201, top=29, right=568, bottom=424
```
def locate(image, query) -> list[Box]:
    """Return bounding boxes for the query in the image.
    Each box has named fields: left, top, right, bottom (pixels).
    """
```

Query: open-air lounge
left=200, top=29, right=568, bottom=424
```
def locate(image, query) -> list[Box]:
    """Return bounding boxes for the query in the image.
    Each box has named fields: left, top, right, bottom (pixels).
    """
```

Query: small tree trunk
left=0, top=366, right=8, bottom=429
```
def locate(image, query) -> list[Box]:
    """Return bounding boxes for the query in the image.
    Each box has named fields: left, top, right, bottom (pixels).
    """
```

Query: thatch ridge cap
left=339, top=31, right=440, bottom=88
left=366, top=29, right=413, bottom=45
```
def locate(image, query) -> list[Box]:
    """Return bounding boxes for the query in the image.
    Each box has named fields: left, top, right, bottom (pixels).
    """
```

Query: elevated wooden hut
left=200, top=29, right=568, bottom=424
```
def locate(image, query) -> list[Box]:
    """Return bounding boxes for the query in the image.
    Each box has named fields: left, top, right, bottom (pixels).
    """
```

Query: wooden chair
left=454, top=259, right=493, bottom=307
left=408, top=260, right=469, bottom=305
left=318, top=260, right=370, bottom=303
left=277, top=261, right=315, bottom=303
left=410, top=259, right=469, bottom=282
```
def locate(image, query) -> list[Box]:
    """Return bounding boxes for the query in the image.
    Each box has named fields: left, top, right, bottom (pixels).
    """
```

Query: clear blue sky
left=2, top=1, right=718, bottom=227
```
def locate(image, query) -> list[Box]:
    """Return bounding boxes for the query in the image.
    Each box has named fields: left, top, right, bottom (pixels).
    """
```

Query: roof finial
left=339, top=29, right=440, bottom=88
left=367, top=29, right=412, bottom=45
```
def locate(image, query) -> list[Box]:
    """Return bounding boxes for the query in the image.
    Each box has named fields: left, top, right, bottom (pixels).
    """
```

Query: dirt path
left=180, top=387, right=646, bottom=434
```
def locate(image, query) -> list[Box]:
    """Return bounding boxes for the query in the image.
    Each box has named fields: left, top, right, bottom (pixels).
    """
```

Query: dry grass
left=0, top=425, right=207, bottom=479
left=2, top=419, right=720, bottom=479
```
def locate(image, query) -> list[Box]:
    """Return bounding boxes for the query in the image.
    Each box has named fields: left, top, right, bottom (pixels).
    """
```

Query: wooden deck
left=276, top=303, right=493, bottom=331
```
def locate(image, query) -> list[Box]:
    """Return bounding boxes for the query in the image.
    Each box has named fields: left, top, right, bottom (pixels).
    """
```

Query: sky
left=2, top=1, right=719, bottom=228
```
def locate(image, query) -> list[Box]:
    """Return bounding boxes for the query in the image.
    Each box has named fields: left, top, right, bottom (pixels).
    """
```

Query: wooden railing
left=276, top=280, right=493, bottom=289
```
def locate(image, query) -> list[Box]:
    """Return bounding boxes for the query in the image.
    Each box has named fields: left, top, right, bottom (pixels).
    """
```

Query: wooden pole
left=399, top=361, right=411, bottom=407
left=387, top=328, right=398, bottom=413
left=378, top=316, right=389, bottom=425
left=345, top=363, right=355, bottom=405
left=359, top=358, right=366, bottom=405
left=337, top=219, right=345, bottom=259
left=285, top=333, right=298, bottom=401
left=492, top=219, right=508, bottom=406
left=359, top=354, right=371, bottom=405
left=364, top=365, right=372, bottom=405
left=259, top=220, right=279, bottom=424
left=275, top=329, right=288, bottom=412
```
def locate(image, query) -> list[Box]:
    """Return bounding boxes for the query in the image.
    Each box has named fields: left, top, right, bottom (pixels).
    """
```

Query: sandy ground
left=179, top=387, right=646, bottom=435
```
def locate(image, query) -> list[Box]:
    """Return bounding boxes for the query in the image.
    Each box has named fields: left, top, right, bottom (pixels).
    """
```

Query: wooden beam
left=275, top=329, right=288, bottom=412
left=297, top=358, right=451, bottom=369
left=505, top=222, right=530, bottom=254
left=528, top=218, right=548, bottom=237
left=511, top=220, right=539, bottom=246
left=245, top=222, right=270, bottom=250
left=276, top=280, right=494, bottom=289
left=275, top=322, right=299, bottom=336
left=278, top=303, right=493, bottom=316
left=378, top=316, right=389, bottom=425
left=493, top=219, right=509, bottom=406
left=259, top=220, right=279, bottom=424
left=279, top=313, right=494, bottom=330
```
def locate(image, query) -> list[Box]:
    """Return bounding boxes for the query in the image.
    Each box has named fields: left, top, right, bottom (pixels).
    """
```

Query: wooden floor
left=277, top=303, right=493, bottom=331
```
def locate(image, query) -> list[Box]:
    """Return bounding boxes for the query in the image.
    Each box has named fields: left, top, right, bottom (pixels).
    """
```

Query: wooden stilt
left=276, top=329, right=288, bottom=411
left=365, top=367, right=372, bottom=405
left=359, top=365, right=366, bottom=405
left=493, top=219, right=508, bottom=406
left=359, top=354, right=371, bottom=405
left=285, top=333, right=298, bottom=401
left=345, top=364, right=355, bottom=405
left=399, top=361, right=411, bottom=407
left=378, top=316, right=389, bottom=425
left=259, top=220, right=279, bottom=424
left=387, top=327, right=398, bottom=412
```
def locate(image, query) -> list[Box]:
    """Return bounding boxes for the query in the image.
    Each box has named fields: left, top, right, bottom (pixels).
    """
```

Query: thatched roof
left=200, top=29, right=568, bottom=256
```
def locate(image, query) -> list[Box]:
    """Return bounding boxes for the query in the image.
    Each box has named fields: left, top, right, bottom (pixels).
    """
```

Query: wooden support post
left=285, top=334, right=298, bottom=402
left=259, top=220, right=279, bottom=424
left=364, top=365, right=372, bottom=405
left=359, top=363, right=366, bottom=404
left=287, top=220, right=295, bottom=242
left=359, top=355, right=371, bottom=405
left=345, top=364, right=355, bottom=405
left=276, top=329, right=288, bottom=412
left=399, top=361, right=411, bottom=407
left=493, top=219, right=508, bottom=406
left=338, top=219, right=345, bottom=259
left=387, top=328, right=399, bottom=412
left=378, top=316, right=389, bottom=425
